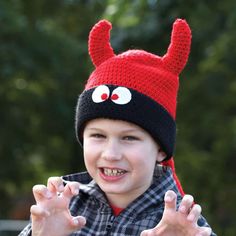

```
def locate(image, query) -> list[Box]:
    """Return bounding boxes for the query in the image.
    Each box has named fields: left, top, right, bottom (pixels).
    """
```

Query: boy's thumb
left=71, top=216, right=86, bottom=230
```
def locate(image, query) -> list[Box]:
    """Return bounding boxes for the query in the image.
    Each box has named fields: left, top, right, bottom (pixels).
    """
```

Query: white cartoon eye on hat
left=92, top=85, right=132, bottom=105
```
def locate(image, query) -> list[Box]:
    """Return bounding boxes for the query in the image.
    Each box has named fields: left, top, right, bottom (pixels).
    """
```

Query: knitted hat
left=75, top=19, right=191, bottom=162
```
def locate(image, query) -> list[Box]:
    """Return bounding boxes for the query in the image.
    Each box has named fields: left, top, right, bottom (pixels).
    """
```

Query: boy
left=20, top=19, right=216, bottom=235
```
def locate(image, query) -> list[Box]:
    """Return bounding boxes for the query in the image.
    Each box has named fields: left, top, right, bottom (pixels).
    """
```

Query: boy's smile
left=99, top=167, right=128, bottom=183
left=100, top=167, right=127, bottom=178
left=83, top=118, right=166, bottom=208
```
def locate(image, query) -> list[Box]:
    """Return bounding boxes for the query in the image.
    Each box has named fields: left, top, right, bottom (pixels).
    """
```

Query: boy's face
left=83, top=118, right=166, bottom=208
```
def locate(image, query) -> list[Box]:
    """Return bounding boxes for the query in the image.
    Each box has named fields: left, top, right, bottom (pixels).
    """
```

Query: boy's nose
left=101, top=140, right=122, bottom=161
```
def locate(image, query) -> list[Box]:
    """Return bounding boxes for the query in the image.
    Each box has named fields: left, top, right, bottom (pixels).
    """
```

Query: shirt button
left=106, top=223, right=112, bottom=230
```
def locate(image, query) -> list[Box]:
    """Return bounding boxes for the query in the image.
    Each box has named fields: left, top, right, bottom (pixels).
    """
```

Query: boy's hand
left=30, top=177, right=86, bottom=236
left=140, top=190, right=212, bottom=236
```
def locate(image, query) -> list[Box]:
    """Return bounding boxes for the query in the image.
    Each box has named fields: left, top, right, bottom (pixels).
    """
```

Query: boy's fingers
left=140, top=229, right=154, bottom=236
left=164, top=190, right=177, bottom=210
left=140, top=230, right=147, bottom=236
left=178, top=194, right=194, bottom=215
left=196, top=227, right=212, bottom=236
left=32, top=185, right=53, bottom=203
left=70, top=216, right=86, bottom=230
left=62, top=182, right=80, bottom=199
left=47, top=176, right=64, bottom=194
left=30, top=204, right=50, bottom=218
left=187, top=204, right=201, bottom=223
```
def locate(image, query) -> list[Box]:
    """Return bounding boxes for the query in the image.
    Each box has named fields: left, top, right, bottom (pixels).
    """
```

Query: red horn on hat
left=89, top=20, right=115, bottom=67
left=162, top=19, right=191, bottom=75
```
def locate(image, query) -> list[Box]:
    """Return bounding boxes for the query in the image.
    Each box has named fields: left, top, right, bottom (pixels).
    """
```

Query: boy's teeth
left=103, top=168, right=126, bottom=176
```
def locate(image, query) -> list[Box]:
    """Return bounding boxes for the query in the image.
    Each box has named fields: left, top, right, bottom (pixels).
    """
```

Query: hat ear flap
left=162, top=19, right=192, bottom=75
left=88, top=20, right=115, bottom=67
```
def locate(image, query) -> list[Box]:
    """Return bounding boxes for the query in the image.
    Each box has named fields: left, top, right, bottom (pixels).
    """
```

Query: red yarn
left=87, top=19, right=191, bottom=119
left=162, top=158, right=185, bottom=196
left=88, top=20, right=115, bottom=67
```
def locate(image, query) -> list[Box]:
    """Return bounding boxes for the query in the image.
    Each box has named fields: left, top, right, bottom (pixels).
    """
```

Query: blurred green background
left=0, top=0, right=235, bottom=235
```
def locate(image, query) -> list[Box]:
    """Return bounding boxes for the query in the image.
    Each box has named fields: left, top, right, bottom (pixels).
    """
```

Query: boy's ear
left=156, top=149, right=167, bottom=162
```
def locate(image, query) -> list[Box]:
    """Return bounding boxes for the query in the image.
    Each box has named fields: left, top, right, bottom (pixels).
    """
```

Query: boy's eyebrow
left=85, top=127, right=103, bottom=131
left=86, top=126, right=141, bottom=133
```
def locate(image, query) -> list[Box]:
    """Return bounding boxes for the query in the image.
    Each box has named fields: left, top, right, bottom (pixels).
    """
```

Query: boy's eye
left=90, top=133, right=105, bottom=139
left=123, top=136, right=139, bottom=141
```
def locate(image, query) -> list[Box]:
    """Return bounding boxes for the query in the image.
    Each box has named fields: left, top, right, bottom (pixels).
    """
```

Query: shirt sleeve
left=18, top=223, right=32, bottom=236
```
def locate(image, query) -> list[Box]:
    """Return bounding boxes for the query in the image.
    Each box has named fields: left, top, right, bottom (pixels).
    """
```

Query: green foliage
left=0, top=0, right=105, bottom=217
left=0, top=0, right=235, bottom=234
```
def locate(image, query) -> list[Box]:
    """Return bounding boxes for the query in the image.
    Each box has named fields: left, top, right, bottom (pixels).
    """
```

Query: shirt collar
left=62, top=165, right=179, bottom=213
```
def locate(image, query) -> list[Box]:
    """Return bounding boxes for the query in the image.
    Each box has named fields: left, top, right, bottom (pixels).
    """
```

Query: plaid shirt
left=19, top=165, right=216, bottom=236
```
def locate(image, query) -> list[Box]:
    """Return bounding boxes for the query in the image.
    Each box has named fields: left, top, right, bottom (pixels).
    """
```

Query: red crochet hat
left=76, top=19, right=191, bottom=161
left=76, top=19, right=191, bottom=195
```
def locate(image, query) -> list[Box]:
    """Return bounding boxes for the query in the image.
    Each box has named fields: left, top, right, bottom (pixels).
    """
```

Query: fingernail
left=205, top=227, right=212, bottom=234
left=73, top=218, right=79, bottom=225
left=164, top=194, right=174, bottom=202
left=73, top=189, right=79, bottom=195
left=78, top=216, right=86, bottom=225
left=187, top=213, right=194, bottom=221
left=195, top=233, right=204, bottom=236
